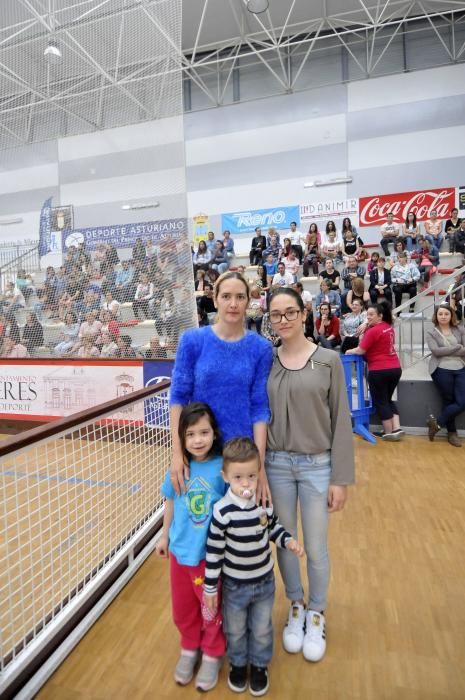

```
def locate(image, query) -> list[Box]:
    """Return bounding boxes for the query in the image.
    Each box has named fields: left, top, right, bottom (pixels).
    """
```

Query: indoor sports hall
left=1, top=1, right=464, bottom=699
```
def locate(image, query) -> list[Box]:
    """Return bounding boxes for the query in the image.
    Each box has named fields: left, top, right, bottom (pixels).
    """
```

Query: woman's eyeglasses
left=269, top=309, right=300, bottom=324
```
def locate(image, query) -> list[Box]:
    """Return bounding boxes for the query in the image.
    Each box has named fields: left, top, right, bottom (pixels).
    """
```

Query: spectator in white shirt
left=283, top=249, right=299, bottom=281
left=380, top=212, right=401, bottom=256
left=78, top=311, right=103, bottom=341
left=0, top=282, right=25, bottom=313
left=391, top=251, right=420, bottom=313
left=321, top=230, right=342, bottom=263
left=272, top=262, right=294, bottom=287
left=133, top=272, right=154, bottom=320
left=321, top=220, right=343, bottom=246
left=192, top=240, right=212, bottom=273
left=102, top=291, right=121, bottom=318
left=289, top=221, right=305, bottom=263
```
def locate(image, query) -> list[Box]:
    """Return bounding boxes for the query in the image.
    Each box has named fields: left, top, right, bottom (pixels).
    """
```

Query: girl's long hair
left=178, top=402, right=222, bottom=462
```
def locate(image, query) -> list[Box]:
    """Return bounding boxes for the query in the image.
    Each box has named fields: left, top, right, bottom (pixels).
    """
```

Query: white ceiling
left=0, top=0, right=464, bottom=150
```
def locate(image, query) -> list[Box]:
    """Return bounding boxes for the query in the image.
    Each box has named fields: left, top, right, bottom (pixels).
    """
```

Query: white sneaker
left=283, top=603, right=306, bottom=653
left=195, top=655, right=222, bottom=692
left=174, top=650, right=199, bottom=685
left=303, top=611, right=326, bottom=662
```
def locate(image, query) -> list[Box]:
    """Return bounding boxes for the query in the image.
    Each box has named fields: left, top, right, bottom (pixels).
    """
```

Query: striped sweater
left=204, top=490, right=291, bottom=594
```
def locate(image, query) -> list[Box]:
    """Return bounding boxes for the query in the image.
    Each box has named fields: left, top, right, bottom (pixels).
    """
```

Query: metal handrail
left=391, top=260, right=465, bottom=315
left=0, top=243, right=37, bottom=267
left=0, top=244, right=40, bottom=292
left=395, top=278, right=465, bottom=369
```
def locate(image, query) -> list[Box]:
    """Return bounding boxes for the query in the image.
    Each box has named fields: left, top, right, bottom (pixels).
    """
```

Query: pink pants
left=170, top=554, right=225, bottom=657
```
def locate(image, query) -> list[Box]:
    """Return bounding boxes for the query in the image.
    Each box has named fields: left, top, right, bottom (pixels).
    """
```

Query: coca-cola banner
left=359, top=188, right=456, bottom=227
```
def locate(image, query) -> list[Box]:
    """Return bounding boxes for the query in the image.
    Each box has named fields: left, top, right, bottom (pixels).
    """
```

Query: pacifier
left=241, top=489, right=253, bottom=499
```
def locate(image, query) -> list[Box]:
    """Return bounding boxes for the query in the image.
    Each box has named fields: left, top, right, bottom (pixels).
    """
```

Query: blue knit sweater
left=170, top=326, right=273, bottom=442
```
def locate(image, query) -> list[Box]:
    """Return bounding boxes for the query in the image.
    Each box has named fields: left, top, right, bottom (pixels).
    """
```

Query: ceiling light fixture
left=121, top=202, right=160, bottom=211
left=0, top=217, right=23, bottom=225
left=44, top=40, right=61, bottom=61
left=246, top=0, right=269, bottom=14
left=304, top=176, right=353, bottom=188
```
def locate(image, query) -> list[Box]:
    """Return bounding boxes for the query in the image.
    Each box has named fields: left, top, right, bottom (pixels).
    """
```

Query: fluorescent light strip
left=304, top=177, right=353, bottom=188
left=121, top=202, right=160, bottom=211
left=0, top=217, right=24, bottom=225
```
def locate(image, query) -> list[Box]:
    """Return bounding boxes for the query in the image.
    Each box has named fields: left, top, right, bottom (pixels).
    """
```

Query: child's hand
left=203, top=592, right=218, bottom=612
left=155, top=535, right=169, bottom=558
left=286, top=538, right=304, bottom=557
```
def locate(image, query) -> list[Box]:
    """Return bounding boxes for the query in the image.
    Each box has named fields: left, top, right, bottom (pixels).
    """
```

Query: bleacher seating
left=0, top=232, right=463, bottom=361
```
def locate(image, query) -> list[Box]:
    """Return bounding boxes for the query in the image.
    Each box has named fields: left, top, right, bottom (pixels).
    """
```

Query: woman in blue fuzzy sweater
left=169, top=271, right=273, bottom=500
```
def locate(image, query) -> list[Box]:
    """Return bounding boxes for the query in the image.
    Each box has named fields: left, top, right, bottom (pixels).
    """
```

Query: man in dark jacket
left=249, top=226, right=267, bottom=265
left=369, top=256, right=392, bottom=304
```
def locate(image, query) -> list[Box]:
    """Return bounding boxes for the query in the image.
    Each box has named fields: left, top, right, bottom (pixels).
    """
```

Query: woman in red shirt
left=346, top=301, right=403, bottom=441
left=315, top=302, right=340, bottom=349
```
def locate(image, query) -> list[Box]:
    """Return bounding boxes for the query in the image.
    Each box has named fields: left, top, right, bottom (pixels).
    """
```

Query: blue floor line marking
left=1, top=469, right=141, bottom=494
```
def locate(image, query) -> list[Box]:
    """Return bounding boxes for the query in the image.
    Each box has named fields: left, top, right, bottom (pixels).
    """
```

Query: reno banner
left=359, top=188, right=456, bottom=227
left=221, top=205, right=300, bottom=235
left=62, top=218, right=188, bottom=252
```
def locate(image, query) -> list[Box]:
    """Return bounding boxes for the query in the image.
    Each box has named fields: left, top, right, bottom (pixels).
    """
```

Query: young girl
left=254, top=264, right=267, bottom=290
left=156, top=403, right=226, bottom=691
left=246, top=285, right=266, bottom=334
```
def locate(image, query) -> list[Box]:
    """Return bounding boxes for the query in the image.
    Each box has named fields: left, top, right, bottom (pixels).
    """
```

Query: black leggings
left=368, top=368, right=402, bottom=420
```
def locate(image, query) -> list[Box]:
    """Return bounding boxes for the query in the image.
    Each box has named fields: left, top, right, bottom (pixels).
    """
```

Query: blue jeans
left=431, top=366, right=465, bottom=432
left=425, top=233, right=444, bottom=250
left=212, top=263, right=228, bottom=274
left=265, top=450, right=331, bottom=611
left=222, top=572, right=275, bottom=667
left=404, top=235, right=415, bottom=252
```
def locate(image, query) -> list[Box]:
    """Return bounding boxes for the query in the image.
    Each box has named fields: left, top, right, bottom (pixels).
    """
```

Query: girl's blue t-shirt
left=161, top=455, right=226, bottom=566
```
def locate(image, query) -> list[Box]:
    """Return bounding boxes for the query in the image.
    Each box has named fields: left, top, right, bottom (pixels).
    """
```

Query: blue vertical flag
left=38, top=196, right=53, bottom=257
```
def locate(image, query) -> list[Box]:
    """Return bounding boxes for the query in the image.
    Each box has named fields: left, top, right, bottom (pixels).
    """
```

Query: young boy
left=263, top=253, right=278, bottom=288
left=204, top=438, right=303, bottom=696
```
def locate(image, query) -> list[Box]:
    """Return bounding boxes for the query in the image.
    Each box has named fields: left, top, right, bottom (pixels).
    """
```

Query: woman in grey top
left=265, top=287, right=355, bottom=665
left=426, top=304, right=465, bottom=447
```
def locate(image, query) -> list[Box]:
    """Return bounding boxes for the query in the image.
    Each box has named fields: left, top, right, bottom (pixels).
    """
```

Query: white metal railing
left=0, top=245, right=40, bottom=293
left=0, top=382, right=170, bottom=698
left=393, top=262, right=465, bottom=368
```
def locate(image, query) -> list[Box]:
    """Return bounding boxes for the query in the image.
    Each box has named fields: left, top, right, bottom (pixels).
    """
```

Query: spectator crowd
left=0, top=207, right=464, bottom=361
left=0, top=237, right=194, bottom=360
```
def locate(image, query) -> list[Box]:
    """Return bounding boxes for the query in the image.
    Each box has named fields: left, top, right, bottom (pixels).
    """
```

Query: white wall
left=1, top=64, right=465, bottom=257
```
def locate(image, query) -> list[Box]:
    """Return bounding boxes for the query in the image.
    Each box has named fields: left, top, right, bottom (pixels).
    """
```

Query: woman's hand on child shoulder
left=155, top=535, right=169, bottom=558
left=286, top=538, right=305, bottom=557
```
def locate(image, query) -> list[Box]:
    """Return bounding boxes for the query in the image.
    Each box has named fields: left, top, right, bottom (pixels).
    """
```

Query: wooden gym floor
left=32, top=436, right=465, bottom=699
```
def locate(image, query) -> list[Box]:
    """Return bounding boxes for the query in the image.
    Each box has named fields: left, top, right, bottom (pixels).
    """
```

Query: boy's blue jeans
left=222, top=572, right=275, bottom=668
